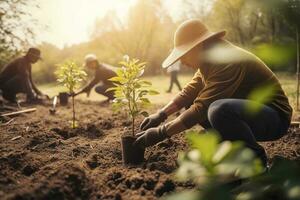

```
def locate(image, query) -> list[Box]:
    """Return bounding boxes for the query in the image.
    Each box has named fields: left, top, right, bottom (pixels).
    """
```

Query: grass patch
left=38, top=72, right=298, bottom=113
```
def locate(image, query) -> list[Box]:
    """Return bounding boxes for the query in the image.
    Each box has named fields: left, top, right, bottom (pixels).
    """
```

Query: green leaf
left=246, top=84, right=276, bottom=114
left=140, top=111, right=149, bottom=117
left=140, top=80, right=152, bottom=86
left=148, top=90, right=159, bottom=95
left=186, top=131, right=220, bottom=164
left=140, top=98, right=150, bottom=104
left=105, top=87, right=119, bottom=92
left=109, top=76, right=126, bottom=83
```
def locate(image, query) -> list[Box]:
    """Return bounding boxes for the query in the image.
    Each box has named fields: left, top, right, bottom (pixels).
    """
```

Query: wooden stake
left=1, top=108, right=37, bottom=117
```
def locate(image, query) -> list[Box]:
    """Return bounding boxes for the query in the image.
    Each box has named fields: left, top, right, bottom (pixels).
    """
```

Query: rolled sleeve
left=179, top=64, right=246, bottom=128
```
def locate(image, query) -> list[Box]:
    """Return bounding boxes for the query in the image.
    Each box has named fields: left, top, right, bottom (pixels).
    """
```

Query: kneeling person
left=74, top=54, right=116, bottom=101
left=135, top=19, right=292, bottom=168
left=0, top=48, right=47, bottom=103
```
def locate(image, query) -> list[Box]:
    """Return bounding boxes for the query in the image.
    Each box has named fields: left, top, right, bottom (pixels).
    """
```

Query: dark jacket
left=0, top=56, right=41, bottom=96
left=81, top=64, right=116, bottom=93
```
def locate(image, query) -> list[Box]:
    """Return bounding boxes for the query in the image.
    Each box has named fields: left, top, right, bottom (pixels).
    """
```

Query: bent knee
left=208, top=100, right=231, bottom=124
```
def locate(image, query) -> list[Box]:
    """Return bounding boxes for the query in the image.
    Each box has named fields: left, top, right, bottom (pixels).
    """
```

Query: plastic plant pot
left=121, top=136, right=145, bottom=165
left=59, top=92, right=69, bottom=106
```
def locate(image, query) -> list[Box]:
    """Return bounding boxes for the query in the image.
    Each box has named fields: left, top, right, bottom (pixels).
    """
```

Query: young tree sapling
left=55, top=60, right=87, bottom=128
left=108, top=55, right=159, bottom=136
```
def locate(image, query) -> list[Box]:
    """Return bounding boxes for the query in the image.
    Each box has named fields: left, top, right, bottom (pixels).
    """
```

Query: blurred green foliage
left=164, top=131, right=300, bottom=200
left=253, top=43, right=296, bottom=70
left=175, top=131, right=262, bottom=185
left=246, top=84, right=276, bottom=114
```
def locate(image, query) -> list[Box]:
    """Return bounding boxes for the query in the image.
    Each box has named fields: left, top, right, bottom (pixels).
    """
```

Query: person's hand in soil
left=134, top=125, right=169, bottom=148
left=140, top=111, right=167, bottom=131
left=86, top=90, right=91, bottom=97
left=38, top=94, right=50, bottom=100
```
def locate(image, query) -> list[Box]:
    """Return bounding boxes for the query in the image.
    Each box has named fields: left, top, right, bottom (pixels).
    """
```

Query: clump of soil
left=0, top=100, right=299, bottom=200
left=10, top=163, right=93, bottom=200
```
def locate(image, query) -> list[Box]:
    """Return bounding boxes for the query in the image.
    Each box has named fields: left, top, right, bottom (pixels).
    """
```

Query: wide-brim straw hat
left=162, top=19, right=226, bottom=69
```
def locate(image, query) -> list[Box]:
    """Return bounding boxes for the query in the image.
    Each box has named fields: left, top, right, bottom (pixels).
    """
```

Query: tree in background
left=30, top=0, right=299, bottom=84
left=90, top=0, right=176, bottom=75
left=0, top=0, right=38, bottom=67
left=180, top=0, right=213, bottom=21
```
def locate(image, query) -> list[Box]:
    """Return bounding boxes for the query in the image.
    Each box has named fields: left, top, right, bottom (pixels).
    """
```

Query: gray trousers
left=94, top=84, right=114, bottom=100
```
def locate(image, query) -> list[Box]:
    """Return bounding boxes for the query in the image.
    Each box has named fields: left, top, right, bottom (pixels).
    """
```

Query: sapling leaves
left=140, top=111, right=149, bottom=117
left=55, top=60, right=87, bottom=128
left=108, top=55, right=159, bottom=136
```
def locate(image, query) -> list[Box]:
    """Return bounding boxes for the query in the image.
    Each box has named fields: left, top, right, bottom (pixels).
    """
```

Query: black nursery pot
left=59, top=92, right=69, bottom=106
left=121, top=136, right=145, bottom=165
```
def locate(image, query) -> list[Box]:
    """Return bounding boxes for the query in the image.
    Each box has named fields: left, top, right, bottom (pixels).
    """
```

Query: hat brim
left=162, top=30, right=226, bottom=69
left=28, top=53, right=42, bottom=60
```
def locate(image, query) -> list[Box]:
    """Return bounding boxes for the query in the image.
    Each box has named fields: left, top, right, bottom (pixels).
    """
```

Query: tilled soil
left=0, top=100, right=299, bottom=200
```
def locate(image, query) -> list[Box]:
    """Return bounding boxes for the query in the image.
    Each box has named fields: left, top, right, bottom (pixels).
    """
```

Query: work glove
left=140, top=111, right=167, bottom=131
left=134, top=125, right=169, bottom=148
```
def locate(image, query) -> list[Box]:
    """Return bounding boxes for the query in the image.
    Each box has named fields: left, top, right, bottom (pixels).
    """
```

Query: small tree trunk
left=132, top=117, right=135, bottom=137
left=72, top=96, right=75, bottom=128
left=297, top=26, right=300, bottom=110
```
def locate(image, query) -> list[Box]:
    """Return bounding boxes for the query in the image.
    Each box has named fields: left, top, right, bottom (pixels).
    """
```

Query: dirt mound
left=9, top=163, right=92, bottom=200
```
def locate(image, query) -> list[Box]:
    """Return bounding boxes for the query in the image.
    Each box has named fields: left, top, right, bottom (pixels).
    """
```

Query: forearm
left=32, top=84, right=42, bottom=95
left=29, top=73, right=42, bottom=95
left=160, top=100, right=181, bottom=117
left=164, top=117, right=187, bottom=137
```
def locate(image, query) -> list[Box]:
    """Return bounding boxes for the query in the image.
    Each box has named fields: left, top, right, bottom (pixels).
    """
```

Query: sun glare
left=34, top=0, right=137, bottom=48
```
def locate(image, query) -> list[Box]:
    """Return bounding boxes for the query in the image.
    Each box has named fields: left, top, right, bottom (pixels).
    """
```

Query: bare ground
left=0, top=100, right=299, bottom=200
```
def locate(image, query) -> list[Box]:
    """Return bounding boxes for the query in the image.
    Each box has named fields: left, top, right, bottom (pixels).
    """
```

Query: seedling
left=108, top=55, right=159, bottom=164
left=55, top=60, right=87, bottom=128
left=108, top=55, right=159, bottom=136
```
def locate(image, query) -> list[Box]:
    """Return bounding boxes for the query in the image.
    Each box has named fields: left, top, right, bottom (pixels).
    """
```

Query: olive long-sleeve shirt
left=173, top=43, right=292, bottom=128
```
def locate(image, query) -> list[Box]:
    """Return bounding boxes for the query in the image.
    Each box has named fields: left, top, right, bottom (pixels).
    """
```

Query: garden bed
left=0, top=100, right=299, bottom=200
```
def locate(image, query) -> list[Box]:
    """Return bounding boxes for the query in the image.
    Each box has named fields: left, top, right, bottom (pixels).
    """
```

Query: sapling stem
left=72, top=95, right=75, bottom=128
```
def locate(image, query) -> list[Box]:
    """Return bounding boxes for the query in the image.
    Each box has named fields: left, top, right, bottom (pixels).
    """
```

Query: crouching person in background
left=0, top=48, right=48, bottom=104
left=74, top=54, right=116, bottom=102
